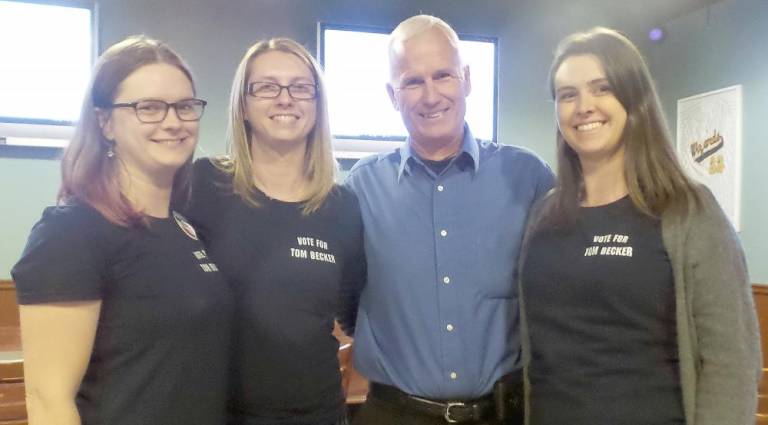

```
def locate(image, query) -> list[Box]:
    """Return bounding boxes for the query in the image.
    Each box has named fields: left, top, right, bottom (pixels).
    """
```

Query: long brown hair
left=540, top=27, right=700, bottom=230
left=214, top=38, right=336, bottom=215
left=59, top=35, right=196, bottom=226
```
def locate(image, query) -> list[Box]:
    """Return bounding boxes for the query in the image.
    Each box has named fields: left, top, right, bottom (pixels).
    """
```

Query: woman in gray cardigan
left=520, top=27, right=761, bottom=425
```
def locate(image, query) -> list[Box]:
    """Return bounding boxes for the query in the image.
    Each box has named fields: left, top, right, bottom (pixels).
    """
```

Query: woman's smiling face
left=244, top=50, right=317, bottom=149
left=554, top=54, right=628, bottom=164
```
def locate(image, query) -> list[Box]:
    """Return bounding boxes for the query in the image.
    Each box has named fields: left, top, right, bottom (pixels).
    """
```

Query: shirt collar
left=397, top=124, right=480, bottom=180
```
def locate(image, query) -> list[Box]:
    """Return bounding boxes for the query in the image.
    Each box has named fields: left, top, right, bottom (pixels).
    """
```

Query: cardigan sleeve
left=686, top=189, right=761, bottom=425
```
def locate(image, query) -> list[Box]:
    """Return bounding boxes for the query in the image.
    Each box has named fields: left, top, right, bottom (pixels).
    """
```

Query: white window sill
left=332, top=138, right=404, bottom=159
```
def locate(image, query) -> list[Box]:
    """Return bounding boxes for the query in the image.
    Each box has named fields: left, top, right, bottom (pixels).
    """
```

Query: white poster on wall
left=676, top=85, right=742, bottom=230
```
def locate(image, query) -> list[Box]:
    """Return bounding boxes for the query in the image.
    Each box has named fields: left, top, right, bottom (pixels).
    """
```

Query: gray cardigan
left=519, top=187, right=761, bottom=425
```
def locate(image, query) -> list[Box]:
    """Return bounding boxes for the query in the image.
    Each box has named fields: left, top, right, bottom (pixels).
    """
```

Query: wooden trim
left=0, top=360, right=23, bottom=383
left=753, top=285, right=768, bottom=423
left=0, top=282, right=18, bottom=329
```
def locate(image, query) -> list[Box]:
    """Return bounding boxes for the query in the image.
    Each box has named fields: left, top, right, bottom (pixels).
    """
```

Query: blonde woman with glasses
left=187, top=38, right=365, bottom=425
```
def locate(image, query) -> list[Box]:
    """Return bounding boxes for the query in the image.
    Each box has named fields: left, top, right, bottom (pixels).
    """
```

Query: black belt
left=369, top=383, right=495, bottom=423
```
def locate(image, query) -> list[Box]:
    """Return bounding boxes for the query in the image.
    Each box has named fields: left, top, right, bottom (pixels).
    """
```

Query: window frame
left=0, top=0, right=98, bottom=159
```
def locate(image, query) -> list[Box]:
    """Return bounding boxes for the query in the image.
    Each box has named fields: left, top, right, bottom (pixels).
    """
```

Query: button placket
left=434, top=176, right=461, bottom=387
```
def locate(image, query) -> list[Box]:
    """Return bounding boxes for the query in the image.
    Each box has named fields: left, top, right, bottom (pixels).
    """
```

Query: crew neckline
left=255, top=187, right=306, bottom=206
left=580, top=195, right=630, bottom=210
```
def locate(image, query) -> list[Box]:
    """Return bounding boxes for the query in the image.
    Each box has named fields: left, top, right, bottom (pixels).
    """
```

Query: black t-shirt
left=11, top=202, right=232, bottom=425
left=187, top=158, right=365, bottom=425
left=420, top=156, right=454, bottom=175
left=522, top=197, right=684, bottom=425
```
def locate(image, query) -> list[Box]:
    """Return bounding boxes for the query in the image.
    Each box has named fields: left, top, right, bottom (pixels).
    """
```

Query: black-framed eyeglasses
left=109, top=98, right=207, bottom=123
left=247, top=82, right=318, bottom=100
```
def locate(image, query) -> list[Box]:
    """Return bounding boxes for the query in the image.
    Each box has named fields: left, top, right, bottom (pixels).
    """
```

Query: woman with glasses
left=519, top=27, right=760, bottom=425
left=186, top=38, right=364, bottom=425
left=12, top=36, right=232, bottom=425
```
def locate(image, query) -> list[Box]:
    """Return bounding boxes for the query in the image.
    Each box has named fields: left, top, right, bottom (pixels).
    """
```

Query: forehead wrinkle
left=389, top=29, right=461, bottom=82
left=391, top=55, right=461, bottom=85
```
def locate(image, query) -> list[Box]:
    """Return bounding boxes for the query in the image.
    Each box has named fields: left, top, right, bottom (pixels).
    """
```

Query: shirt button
left=440, top=229, right=448, bottom=237
left=437, top=185, right=444, bottom=192
left=446, top=324, right=454, bottom=332
left=450, top=372, right=458, bottom=380
left=443, top=276, right=450, bottom=284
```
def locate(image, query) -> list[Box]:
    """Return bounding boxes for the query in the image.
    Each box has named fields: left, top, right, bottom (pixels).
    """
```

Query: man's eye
left=556, top=92, right=576, bottom=101
left=402, top=79, right=424, bottom=89
left=435, top=73, right=453, bottom=81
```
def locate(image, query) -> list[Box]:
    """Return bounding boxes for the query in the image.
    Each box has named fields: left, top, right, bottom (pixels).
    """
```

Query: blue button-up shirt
left=345, top=126, right=554, bottom=399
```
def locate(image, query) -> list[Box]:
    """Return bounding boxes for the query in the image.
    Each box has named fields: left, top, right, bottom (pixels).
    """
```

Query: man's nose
left=421, top=79, right=441, bottom=104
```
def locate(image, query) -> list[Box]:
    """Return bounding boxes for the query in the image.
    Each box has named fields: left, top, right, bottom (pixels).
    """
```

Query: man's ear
left=462, top=65, right=472, bottom=97
left=386, top=83, right=399, bottom=111
left=95, top=108, right=114, bottom=141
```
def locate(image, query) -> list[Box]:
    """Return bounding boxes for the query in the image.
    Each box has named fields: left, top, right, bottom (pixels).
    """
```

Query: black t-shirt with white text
left=187, top=158, right=365, bottom=425
left=522, top=197, right=684, bottom=425
left=12, top=202, right=232, bottom=425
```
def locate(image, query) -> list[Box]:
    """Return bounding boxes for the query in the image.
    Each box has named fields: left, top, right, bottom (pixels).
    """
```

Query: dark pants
left=351, top=396, right=521, bottom=425
left=227, top=413, right=347, bottom=425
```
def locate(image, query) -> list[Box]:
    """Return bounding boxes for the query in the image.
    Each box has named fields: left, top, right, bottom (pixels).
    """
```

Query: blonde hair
left=214, top=38, right=336, bottom=215
left=59, top=35, right=196, bottom=226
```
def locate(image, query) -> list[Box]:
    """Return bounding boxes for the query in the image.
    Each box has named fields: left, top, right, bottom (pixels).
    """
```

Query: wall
left=4, top=0, right=764, bottom=282
left=643, top=0, right=768, bottom=283
left=0, top=0, right=556, bottom=277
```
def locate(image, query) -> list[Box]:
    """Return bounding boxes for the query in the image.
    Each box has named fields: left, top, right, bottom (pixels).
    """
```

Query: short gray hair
left=387, top=15, right=461, bottom=78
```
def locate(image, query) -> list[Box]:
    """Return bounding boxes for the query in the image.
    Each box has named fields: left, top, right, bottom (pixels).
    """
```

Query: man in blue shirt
left=345, top=14, right=554, bottom=425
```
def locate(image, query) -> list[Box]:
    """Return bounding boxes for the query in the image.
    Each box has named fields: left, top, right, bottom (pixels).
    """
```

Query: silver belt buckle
left=444, top=401, right=466, bottom=423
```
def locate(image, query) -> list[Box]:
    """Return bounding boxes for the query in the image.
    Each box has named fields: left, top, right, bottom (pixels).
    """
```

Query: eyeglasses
left=109, top=98, right=207, bottom=123
left=247, top=82, right=317, bottom=100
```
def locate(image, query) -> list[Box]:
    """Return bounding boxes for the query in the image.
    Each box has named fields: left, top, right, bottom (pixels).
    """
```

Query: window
left=0, top=0, right=95, bottom=151
left=319, top=23, right=498, bottom=158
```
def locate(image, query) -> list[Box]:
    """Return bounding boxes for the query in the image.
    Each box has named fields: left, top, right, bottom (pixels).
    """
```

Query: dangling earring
left=106, top=143, right=115, bottom=158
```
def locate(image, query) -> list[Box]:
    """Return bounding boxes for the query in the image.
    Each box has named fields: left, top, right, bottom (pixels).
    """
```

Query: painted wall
left=643, top=0, right=768, bottom=283
left=2, top=0, right=764, bottom=283
left=0, top=0, right=568, bottom=278
left=0, top=1, right=504, bottom=278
